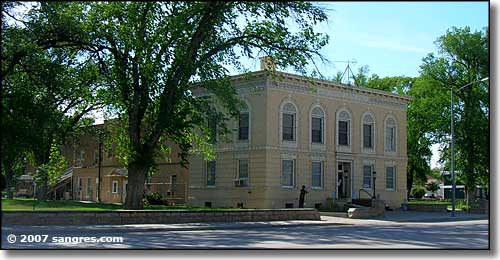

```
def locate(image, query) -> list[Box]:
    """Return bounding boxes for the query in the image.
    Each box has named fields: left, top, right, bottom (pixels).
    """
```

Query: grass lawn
left=1, top=198, right=244, bottom=211
left=408, top=199, right=469, bottom=211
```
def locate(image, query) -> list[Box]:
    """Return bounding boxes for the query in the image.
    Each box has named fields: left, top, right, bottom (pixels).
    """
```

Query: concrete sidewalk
left=383, top=210, right=488, bottom=222
left=319, top=210, right=488, bottom=225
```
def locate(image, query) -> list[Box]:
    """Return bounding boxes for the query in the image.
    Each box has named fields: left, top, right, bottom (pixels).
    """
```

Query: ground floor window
left=86, top=177, right=92, bottom=198
left=207, top=161, right=216, bottom=187
left=237, top=159, right=249, bottom=187
left=311, top=161, right=323, bottom=188
left=386, top=166, right=395, bottom=190
left=363, top=164, right=373, bottom=189
left=281, top=159, right=295, bottom=187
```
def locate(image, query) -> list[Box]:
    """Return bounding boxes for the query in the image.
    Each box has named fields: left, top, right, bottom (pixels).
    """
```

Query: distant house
left=436, top=171, right=486, bottom=200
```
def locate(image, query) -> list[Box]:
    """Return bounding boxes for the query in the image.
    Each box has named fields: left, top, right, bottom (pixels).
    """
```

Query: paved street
left=2, top=213, right=489, bottom=249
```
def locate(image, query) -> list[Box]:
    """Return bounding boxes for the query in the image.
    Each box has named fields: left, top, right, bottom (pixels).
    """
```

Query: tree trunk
left=407, top=169, right=414, bottom=199
left=36, top=169, right=49, bottom=201
left=123, top=162, right=148, bottom=209
left=5, top=165, right=14, bottom=199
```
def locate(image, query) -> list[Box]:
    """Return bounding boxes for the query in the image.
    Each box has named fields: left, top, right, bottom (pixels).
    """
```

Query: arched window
left=362, top=113, right=374, bottom=149
left=282, top=103, right=297, bottom=141
left=338, top=110, right=351, bottom=146
left=238, top=102, right=250, bottom=141
left=311, top=106, right=325, bottom=144
left=385, top=117, right=397, bottom=152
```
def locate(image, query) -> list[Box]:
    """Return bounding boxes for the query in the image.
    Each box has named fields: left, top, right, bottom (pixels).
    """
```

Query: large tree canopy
left=419, top=26, right=489, bottom=201
left=21, top=2, right=330, bottom=208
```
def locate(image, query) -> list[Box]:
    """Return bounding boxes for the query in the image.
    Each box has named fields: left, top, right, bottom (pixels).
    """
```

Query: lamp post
left=450, top=77, right=488, bottom=217
left=372, top=171, right=377, bottom=199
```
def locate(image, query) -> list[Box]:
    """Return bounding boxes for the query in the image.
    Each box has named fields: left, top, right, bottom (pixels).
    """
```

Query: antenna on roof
left=334, top=59, right=357, bottom=86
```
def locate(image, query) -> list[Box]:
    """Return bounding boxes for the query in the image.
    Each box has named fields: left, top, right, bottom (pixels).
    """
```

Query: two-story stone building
left=188, top=59, right=410, bottom=209
left=56, top=124, right=189, bottom=205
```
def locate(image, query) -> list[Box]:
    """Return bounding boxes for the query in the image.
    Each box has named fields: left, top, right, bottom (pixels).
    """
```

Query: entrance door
left=337, top=162, right=351, bottom=198
left=122, top=181, right=128, bottom=203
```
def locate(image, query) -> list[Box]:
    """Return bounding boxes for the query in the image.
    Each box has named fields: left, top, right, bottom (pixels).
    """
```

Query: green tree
left=2, top=2, right=105, bottom=199
left=29, top=2, right=330, bottom=209
left=425, top=182, right=439, bottom=194
left=419, top=26, right=489, bottom=206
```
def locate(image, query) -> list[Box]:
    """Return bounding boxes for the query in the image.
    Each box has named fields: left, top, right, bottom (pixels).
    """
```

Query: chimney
left=260, top=56, right=276, bottom=71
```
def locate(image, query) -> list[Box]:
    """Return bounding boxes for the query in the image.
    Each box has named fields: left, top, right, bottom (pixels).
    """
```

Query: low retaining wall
left=470, top=200, right=488, bottom=214
left=2, top=209, right=320, bottom=225
left=407, top=204, right=447, bottom=213
left=347, top=199, right=385, bottom=219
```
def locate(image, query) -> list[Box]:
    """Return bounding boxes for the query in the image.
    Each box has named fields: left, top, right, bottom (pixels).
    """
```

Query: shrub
left=411, top=186, right=426, bottom=199
left=144, top=192, right=163, bottom=205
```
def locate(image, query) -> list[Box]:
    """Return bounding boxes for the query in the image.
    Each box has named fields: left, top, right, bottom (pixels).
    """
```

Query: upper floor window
left=385, top=117, right=396, bottom=152
left=282, top=103, right=297, bottom=141
left=208, top=116, right=218, bottom=142
left=206, top=160, right=216, bottom=187
left=238, top=105, right=249, bottom=141
left=363, top=114, right=374, bottom=149
left=311, top=107, right=324, bottom=144
left=112, top=180, right=118, bottom=193
left=338, top=110, right=350, bottom=146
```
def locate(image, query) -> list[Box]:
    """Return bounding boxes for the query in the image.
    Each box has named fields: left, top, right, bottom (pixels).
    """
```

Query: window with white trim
left=385, top=117, right=396, bottom=152
left=311, top=161, right=323, bottom=188
left=363, top=114, right=374, bottom=149
left=238, top=112, right=249, bottom=141
left=338, top=111, right=350, bottom=146
left=311, top=107, right=324, bottom=144
left=206, top=160, right=216, bottom=187
left=281, top=159, right=295, bottom=187
left=112, top=180, right=118, bottom=193
left=282, top=103, right=296, bottom=141
left=363, top=164, right=373, bottom=188
left=386, top=165, right=396, bottom=190
left=237, top=159, right=249, bottom=187
left=86, top=177, right=92, bottom=198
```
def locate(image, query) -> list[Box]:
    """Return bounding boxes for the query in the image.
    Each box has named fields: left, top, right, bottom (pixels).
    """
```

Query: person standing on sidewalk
left=299, top=185, right=308, bottom=208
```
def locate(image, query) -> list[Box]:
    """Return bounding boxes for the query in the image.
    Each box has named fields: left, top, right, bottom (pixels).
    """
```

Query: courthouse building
left=188, top=58, right=410, bottom=209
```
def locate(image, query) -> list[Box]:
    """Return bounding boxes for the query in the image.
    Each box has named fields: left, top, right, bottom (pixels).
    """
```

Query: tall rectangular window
left=311, top=117, right=323, bottom=143
left=386, top=126, right=395, bottom=151
left=363, top=165, right=373, bottom=188
left=208, top=117, right=217, bottom=142
left=281, top=159, right=294, bottom=187
left=238, top=159, right=249, bottom=187
left=238, top=112, right=249, bottom=140
left=282, top=113, right=295, bottom=141
left=339, top=121, right=349, bottom=146
left=363, top=124, right=373, bottom=148
left=77, top=177, right=83, bottom=196
left=93, top=150, right=99, bottom=165
left=386, top=166, right=395, bottom=190
left=311, top=161, right=323, bottom=188
left=112, top=180, right=118, bottom=193
left=207, top=161, right=216, bottom=187
left=86, top=177, right=92, bottom=198
left=171, top=175, right=177, bottom=191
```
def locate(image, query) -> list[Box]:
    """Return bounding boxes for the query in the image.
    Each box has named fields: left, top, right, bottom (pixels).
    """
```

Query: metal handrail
left=358, top=188, right=374, bottom=199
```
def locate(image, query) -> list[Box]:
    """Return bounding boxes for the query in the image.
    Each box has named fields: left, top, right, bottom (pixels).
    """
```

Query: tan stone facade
left=188, top=68, right=410, bottom=209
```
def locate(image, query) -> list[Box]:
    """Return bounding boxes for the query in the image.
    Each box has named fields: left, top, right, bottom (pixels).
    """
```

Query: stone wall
left=407, top=204, right=447, bottom=213
left=2, top=209, right=320, bottom=225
